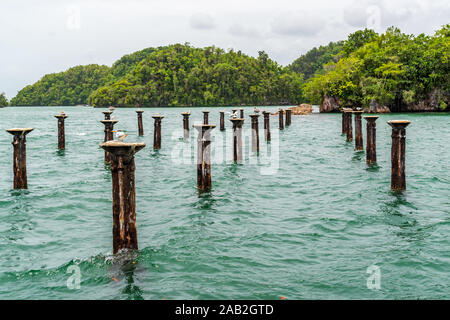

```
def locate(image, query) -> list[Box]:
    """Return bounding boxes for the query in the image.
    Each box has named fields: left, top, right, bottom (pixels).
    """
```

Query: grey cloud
left=189, top=13, right=215, bottom=30
left=228, top=24, right=262, bottom=38
left=270, top=12, right=324, bottom=37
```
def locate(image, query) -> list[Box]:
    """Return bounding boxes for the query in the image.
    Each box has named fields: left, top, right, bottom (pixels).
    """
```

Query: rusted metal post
left=249, top=114, right=260, bottom=153
left=285, top=109, right=292, bottom=126
left=262, top=111, right=271, bottom=141
left=279, top=108, right=284, bottom=130
left=54, top=112, right=68, bottom=150
left=388, top=120, right=411, bottom=191
left=230, top=118, right=244, bottom=163
left=6, top=128, right=33, bottom=189
left=100, top=120, right=118, bottom=163
left=219, top=111, right=225, bottom=131
left=99, top=141, right=146, bottom=254
left=203, top=110, right=210, bottom=125
left=136, top=110, right=144, bottom=136
left=364, top=116, right=378, bottom=164
left=239, top=108, right=244, bottom=119
left=343, top=109, right=352, bottom=142
left=353, top=110, right=363, bottom=151
left=193, top=124, right=216, bottom=192
left=152, top=115, right=164, bottom=150
left=103, top=111, right=113, bottom=120
left=181, top=112, right=190, bottom=139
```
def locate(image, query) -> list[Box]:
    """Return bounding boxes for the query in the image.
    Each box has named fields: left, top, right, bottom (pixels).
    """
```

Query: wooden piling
left=240, top=108, right=244, bottom=119
left=136, top=110, right=144, bottom=136
left=99, top=141, right=146, bottom=254
left=262, top=111, right=271, bottom=142
left=219, top=111, right=225, bottom=131
left=100, top=120, right=118, bottom=163
left=364, top=116, right=378, bottom=164
left=279, top=108, right=284, bottom=130
left=353, top=110, right=363, bottom=151
left=54, top=112, right=68, bottom=150
left=6, top=128, right=34, bottom=189
left=203, top=110, right=210, bottom=125
left=249, top=114, right=260, bottom=153
left=230, top=118, right=244, bottom=163
left=387, top=120, right=411, bottom=191
left=181, top=112, right=191, bottom=139
left=152, top=115, right=164, bottom=150
left=193, top=124, right=216, bottom=192
left=341, top=110, right=346, bottom=135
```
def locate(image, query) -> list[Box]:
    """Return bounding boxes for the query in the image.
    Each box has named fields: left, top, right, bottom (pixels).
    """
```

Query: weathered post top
left=54, top=112, right=68, bottom=119
left=202, top=110, right=210, bottom=114
left=249, top=113, right=260, bottom=119
left=352, top=110, right=363, bottom=114
left=230, top=118, right=245, bottom=126
left=181, top=111, right=191, bottom=116
left=193, top=124, right=216, bottom=130
left=100, top=119, right=118, bottom=125
left=219, top=110, right=225, bottom=114
left=136, top=110, right=144, bottom=114
left=6, top=128, right=34, bottom=135
left=103, top=111, right=113, bottom=115
left=364, top=116, right=379, bottom=121
left=387, top=120, right=411, bottom=129
left=100, top=141, right=146, bottom=154
left=152, top=115, right=165, bottom=120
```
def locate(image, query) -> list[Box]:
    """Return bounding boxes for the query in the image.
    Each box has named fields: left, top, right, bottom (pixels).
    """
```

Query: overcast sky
left=0, top=0, right=448, bottom=98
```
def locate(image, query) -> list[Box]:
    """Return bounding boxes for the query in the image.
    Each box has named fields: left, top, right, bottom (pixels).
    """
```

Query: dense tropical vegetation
left=89, top=44, right=303, bottom=107
left=10, top=65, right=110, bottom=106
left=289, top=41, right=344, bottom=79
left=9, top=25, right=449, bottom=111
left=301, top=26, right=449, bottom=111
left=0, top=92, right=8, bottom=107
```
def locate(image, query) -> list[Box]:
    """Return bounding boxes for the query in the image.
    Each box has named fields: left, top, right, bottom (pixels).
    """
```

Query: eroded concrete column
left=193, top=124, right=216, bottom=192
left=364, top=116, right=379, bottom=164
left=219, top=111, right=225, bottom=131
left=388, top=120, right=411, bottom=191
left=285, top=109, right=292, bottom=126
left=100, top=120, right=118, bottom=163
left=152, top=115, right=164, bottom=150
left=6, top=128, right=34, bottom=189
left=136, top=110, right=144, bottom=136
left=182, top=112, right=191, bottom=139
left=103, top=111, right=113, bottom=120
left=99, top=141, right=146, bottom=254
left=55, top=112, right=68, bottom=150
left=262, top=111, right=271, bottom=141
left=249, top=114, right=260, bottom=153
left=279, top=108, right=284, bottom=130
left=353, top=110, right=363, bottom=151
left=230, top=118, right=244, bottom=163
left=343, top=109, right=353, bottom=142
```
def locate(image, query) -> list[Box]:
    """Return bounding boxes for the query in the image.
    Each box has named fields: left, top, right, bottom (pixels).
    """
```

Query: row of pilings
left=4, top=107, right=292, bottom=254
left=5, top=106, right=412, bottom=255
left=341, top=108, right=411, bottom=191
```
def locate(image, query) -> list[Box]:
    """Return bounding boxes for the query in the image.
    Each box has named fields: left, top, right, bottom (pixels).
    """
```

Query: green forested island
left=0, top=93, right=8, bottom=107
left=7, top=25, right=449, bottom=111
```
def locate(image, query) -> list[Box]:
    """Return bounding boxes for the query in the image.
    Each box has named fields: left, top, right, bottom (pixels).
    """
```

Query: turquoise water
left=0, top=106, right=448, bottom=300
